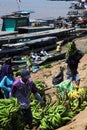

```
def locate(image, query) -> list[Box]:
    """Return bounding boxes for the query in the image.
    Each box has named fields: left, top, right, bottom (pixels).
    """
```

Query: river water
left=0, top=0, right=73, bottom=26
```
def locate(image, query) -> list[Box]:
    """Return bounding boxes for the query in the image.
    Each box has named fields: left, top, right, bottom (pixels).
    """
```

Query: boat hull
left=32, top=52, right=66, bottom=66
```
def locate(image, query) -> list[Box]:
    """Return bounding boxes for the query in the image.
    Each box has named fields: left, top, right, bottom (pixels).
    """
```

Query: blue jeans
left=66, top=74, right=80, bottom=82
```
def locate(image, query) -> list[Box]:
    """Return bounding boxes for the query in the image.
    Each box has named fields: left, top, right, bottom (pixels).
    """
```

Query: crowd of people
left=0, top=41, right=84, bottom=128
left=0, top=58, right=45, bottom=129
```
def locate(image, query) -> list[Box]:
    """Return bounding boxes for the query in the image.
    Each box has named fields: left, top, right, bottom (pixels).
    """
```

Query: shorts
left=66, top=74, right=80, bottom=82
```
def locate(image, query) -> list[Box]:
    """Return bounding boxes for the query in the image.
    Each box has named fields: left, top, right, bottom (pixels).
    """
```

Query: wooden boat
left=0, top=31, right=18, bottom=37
left=31, top=52, right=66, bottom=66
left=0, top=56, right=27, bottom=71
left=0, top=28, right=75, bottom=45
left=13, top=64, right=27, bottom=71
left=69, top=2, right=85, bottom=9
left=67, top=10, right=79, bottom=16
left=0, top=36, right=57, bottom=58
left=12, top=59, right=26, bottom=65
left=0, top=46, right=29, bottom=58
left=1, top=10, right=34, bottom=32
left=75, top=11, right=87, bottom=28
left=0, top=56, right=27, bottom=65
left=0, top=10, right=55, bottom=40
left=18, top=26, right=54, bottom=34
left=0, top=60, right=27, bottom=66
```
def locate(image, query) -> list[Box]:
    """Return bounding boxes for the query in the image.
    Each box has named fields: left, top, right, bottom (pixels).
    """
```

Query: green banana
left=71, top=99, right=79, bottom=111
left=62, top=116, right=71, bottom=122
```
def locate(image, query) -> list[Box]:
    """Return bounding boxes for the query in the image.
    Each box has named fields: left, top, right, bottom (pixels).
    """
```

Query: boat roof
left=13, top=10, right=34, bottom=15
left=1, top=10, right=34, bottom=18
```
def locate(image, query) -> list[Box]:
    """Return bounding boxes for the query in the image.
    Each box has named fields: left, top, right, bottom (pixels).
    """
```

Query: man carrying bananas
left=11, top=69, right=45, bottom=129
left=65, top=41, right=84, bottom=86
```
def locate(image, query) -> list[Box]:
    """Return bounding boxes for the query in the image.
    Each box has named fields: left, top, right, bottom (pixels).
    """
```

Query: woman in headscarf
left=0, top=65, right=15, bottom=98
left=66, top=41, right=84, bottom=86
left=0, top=57, right=12, bottom=81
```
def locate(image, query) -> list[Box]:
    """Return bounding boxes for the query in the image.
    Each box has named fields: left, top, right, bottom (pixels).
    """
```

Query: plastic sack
left=32, top=65, right=39, bottom=73
left=55, top=80, right=75, bottom=98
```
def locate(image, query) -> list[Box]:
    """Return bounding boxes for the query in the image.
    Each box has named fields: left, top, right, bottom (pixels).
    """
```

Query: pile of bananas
left=68, top=88, right=86, bottom=99
left=30, top=81, right=87, bottom=130
left=34, top=80, right=46, bottom=91
left=30, top=95, right=75, bottom=130
left=39, top=104, right=74, bottom=130
left=66, top=42, right=77, bottom=56
left=34, top=80, right=48, bottom=100
left=1, top=79, right=87, bottom=130
left=0, top=98, right=24, bottom=130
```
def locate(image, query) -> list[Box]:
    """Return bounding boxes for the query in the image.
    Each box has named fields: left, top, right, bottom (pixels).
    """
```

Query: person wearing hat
left=65, top=41, right=84, bottom=86
left=11, top=69, right=45, bottom=128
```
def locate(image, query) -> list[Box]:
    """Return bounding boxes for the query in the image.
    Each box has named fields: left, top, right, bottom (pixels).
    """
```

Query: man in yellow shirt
left=56, top=44, right=62, bottom=52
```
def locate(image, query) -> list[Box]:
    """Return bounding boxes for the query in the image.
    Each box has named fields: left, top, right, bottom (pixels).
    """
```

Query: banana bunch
left=68, top=88, right=85, bottom=99
left=34, top=80, right=46, bottom=90
left=68, top=90, right=80, bottom=98
left=0, top=98, right=24, bottom=130
left=66, top=42, right=77, bottom=56
left=78, top=88, right=86, bottom=98
left=30, top=100, right=43, bottom=125
left=39, top=113, right=62, bottom=130
left=81, top=101, right=87, bottom=109
left=30, top=99, right=38, bottom=107
left=32, top=108, right=42, bottom=125
left=70, top=99, right=79, bottom=111
left=34, top=80, right=47, bottom=98
left=30, top=95, right=75, bottom=129
left=29, top=80, right=87, bottom=129
left=39, top=104, right=72, bottom=130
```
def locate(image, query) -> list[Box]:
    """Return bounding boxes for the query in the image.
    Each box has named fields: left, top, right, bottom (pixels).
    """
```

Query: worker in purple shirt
left=11, top=69, right=45, bottom=128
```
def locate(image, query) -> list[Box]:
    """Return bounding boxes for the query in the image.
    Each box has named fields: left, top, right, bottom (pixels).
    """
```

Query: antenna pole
left=16, top=0, right=21, bottom=11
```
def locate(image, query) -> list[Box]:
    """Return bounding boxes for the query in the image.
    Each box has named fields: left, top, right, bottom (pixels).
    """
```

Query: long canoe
left=0, top=28, right=75, bottom=45
left=0, top=36, right=57, bottom=58
left=0, top=46, right=29, bottom=58
left=31, top=52, right=66, bottom=66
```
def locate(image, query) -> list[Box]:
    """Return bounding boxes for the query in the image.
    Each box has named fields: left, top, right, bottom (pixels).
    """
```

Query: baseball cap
left=20, top=69, right=30, bottom=79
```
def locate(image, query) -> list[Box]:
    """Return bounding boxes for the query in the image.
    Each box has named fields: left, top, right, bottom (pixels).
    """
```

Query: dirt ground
left=31, top=36, right=87, bottom=130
